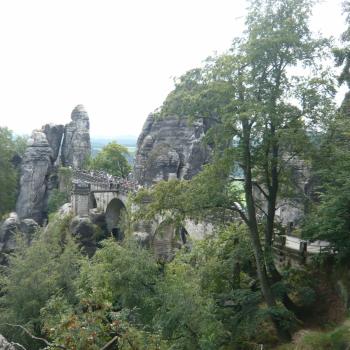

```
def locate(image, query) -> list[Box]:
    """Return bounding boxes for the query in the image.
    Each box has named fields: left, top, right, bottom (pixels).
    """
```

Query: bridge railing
left=273, top=235, right=331, bottom=267
left=72, top=169, right=140, bottom=194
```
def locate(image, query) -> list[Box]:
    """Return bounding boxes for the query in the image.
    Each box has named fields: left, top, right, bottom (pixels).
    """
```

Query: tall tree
left=89, top=141, right=131, bottom=178
left=136, top=0, right=335, bottom=340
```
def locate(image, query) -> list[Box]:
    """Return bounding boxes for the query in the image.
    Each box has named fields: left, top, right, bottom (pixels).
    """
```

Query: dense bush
left=0, top=218, right=286, bottom=349
left=0, top=214, right=83, bottom=349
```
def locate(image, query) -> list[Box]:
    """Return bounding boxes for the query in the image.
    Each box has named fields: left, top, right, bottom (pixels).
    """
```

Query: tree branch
left=100, top=335, right=119, bottom=350
left=11, top=342, right=27, bottom=350
left=231, top=202, right=249, bottom=225
left=254, top=183, right=269, bottom=200
left=254, top=201, right=268, bottom=217
left=1, top=324, right=66, bottom=350
left=230, top=178, right=269, bottom=199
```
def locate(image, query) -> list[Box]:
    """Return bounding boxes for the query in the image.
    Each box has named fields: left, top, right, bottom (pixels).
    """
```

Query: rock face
left=0, top=213, right=39, bottom=265
left=42, top=123, right=64, bottom=162
left=134, top=114, right=212, bottom=186
left=276, top=157, right=311, bottom=228
left=61, top=105, right=91, bottom=169
left=70, top=216, right=97, bottom=256
left=20, top=218, right=39, bottom=237
left=16, top=130, right=54, bottom=224
left=15, top=105, right=90, bottom=225
left=0, top=213, right=20, bottom=253
left=0, top=334, right=16, bottom=350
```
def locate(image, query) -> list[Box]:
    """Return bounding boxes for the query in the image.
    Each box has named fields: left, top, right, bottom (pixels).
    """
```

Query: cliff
left=61, top=104, right=91, bottom=168
left=15, top=105, right=91, bottom=224
left=134, top=114, right=212, bottom=186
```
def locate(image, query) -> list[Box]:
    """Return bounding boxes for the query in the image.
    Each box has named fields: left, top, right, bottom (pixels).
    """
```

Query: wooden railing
left=273, top=235, right=331, bottom=266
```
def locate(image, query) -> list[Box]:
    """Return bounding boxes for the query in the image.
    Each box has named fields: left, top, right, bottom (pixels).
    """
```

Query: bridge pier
left=72, top=182, right=91, bottom=217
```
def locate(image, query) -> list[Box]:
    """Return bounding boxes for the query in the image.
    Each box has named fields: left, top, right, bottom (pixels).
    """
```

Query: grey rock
left=70, top=216, right=97, bottom=256
left=13, top=105, right=91, bottom=228
left=11, top=153, right=22, bottom=168
left=42, top=123, right=64, bottom=162
left=132, top=231, right=150, bottom=247
left=276, top=157, right=311, bottom=228
left=61, top=105, right=91, bottom=169
left=0, top=214, right=39, bottom=264
left=0, top=334, right=16, bottom=350
left=57, top=203, right=72, bottom=218
left=89, top=208, right=107, bottom=233
left=20, top=218, right=39, bottom=237
left=134, top=114, right=211, bottom=186
left=16, top=130, right=53, bottom=224
left=0, top=213, right=20, bottom=252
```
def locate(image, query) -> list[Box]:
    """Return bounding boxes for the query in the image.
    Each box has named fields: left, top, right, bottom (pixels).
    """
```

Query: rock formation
left=134, top=114, right=212, bottom=186
left=0, top=213, right=20, bottom=254
left=1, top=105, right=95, bottom=261
left=15, top=105, right=91, bottom=225
left=61, top=104, right=91, bottom=169
left=0, top=213, right=39, bottom=265
left=0, top=334, right=16, bottom=350
left=70, top=216, right=97, bottom=256
left=42, top=123, right=64, bottom=162
left=16, top=130, right=54, bottom=224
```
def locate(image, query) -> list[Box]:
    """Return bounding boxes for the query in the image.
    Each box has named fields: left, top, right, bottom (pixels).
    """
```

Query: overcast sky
left=0, top=0, right=346, bottom=138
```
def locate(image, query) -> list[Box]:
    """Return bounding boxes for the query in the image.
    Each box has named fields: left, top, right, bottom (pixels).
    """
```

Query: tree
left=303, top=1, right=350, bottom=260
left=89, top=141, right=131, bottom=178
left=333, top=1, right=350, bottom=90
left=0, top=214, right=83, bottom=349
left=0, top=128, right=19, bottom=218
left=41, top=238, right=167, bottom=350
left=135, top=0, right=335, bottom=340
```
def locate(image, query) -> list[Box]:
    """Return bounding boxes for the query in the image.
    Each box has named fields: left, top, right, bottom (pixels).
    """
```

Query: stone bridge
left=71, top=170, right=138, bottom=234
left=70, top=170, right=330, bottom=263
left=70, top=169, right=213, bottom=257
left=71, top=170, right=137, bottom=211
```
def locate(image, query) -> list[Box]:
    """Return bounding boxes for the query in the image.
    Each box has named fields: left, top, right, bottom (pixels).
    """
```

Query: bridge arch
left=105, top=198, right=127, bottom=240
left=152, top=221, right=189, bottom=260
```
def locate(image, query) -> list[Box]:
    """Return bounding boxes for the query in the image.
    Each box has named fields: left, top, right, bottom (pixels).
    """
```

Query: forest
left=2, top=0, right=350, bottom=349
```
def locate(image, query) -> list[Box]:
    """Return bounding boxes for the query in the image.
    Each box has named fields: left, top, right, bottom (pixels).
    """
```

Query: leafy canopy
left=89, top=141, right=131, bottom=178
left=0, top=127, right=24, bottom=217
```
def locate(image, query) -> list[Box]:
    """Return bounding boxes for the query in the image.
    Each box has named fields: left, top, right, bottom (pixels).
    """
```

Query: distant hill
left=91, top=136, right=138, bottom=164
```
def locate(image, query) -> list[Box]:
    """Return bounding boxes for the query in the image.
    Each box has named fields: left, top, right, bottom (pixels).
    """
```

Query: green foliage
left=276, top=319, right=350, bottom=349
left=41, top=238, right=166, bottom=349
left=89, top=141, right=131, bottom=178
left=58, top=166, right=73, bottom=195
left=302, top=0, right=350, bottom=261
left=134, top=159, right=243, bottom=226
left=1, top=0, right=347, bottom=348
left=302, top=101, right=350, bottom=260
left=77, top=238, right=161, bottom=324
left=12, top=134, right=28, bottom=157
left=0, top=127, right=19, bottom=218
left=333, top=1, right=350, bottom=88
left=36, top=226, right=282, bottom=349
left=133, top=0, right=337, bottom=342
left=0, top=214, right=83, bottom=349
left=48, top=189, right=69, bottom=214
left=135, top=0, right=337, bottom=341
left=154, top=259, right=225, bottom=350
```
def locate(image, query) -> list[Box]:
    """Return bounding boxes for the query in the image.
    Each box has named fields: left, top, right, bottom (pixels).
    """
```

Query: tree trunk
left=242, top=119, right=291, bottom=341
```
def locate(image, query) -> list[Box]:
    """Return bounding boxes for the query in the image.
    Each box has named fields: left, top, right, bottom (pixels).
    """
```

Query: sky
left=0, top=0, right=346, bottom=138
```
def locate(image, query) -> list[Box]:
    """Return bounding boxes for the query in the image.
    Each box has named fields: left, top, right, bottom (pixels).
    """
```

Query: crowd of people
left=73, top=169, right=140, bottom=193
